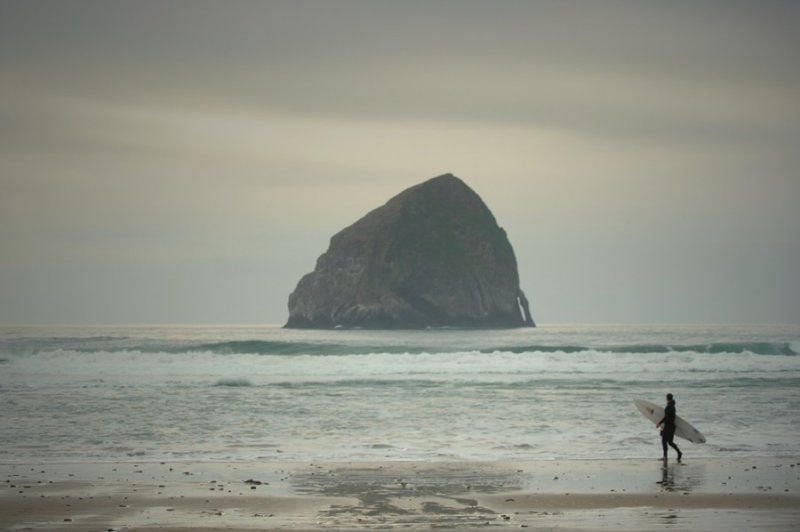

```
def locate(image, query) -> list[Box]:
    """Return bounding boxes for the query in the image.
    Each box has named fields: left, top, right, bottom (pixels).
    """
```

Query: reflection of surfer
left=656, top=393, right=683, bottom=462
left=658, top=462, right=675, bottom=490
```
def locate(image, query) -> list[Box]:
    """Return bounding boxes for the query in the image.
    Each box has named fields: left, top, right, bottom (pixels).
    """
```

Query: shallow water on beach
left=1, top=324, right=798, bottom=463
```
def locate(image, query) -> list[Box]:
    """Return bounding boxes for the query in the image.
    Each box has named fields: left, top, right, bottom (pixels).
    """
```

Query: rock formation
left=285, top=173, right=535, bottom=329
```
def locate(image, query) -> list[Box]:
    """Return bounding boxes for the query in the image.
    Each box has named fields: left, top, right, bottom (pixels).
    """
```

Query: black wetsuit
left=659, top=400, right=682, bottom=460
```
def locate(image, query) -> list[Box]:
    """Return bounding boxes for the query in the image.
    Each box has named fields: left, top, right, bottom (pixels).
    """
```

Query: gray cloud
left=1, top=0, right=799, bottom=324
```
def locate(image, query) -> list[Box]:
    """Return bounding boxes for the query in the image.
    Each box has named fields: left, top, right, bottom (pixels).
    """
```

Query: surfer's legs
left=661, top=429, right=681, bottom=461
left=668, top=440, right=682, bottom=461
left=671, top=441, right=683, bottom=462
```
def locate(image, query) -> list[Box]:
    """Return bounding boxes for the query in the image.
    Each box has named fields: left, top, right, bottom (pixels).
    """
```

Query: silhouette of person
left=656, top=393, right=682, bottom=462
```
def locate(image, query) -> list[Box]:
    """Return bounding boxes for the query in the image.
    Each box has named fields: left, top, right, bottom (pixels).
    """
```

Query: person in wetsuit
left=656, top=393, right=683, bottom=462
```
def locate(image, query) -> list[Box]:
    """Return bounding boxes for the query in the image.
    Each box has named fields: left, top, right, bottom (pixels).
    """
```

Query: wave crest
left=185, top=340, right=798, bottom=357
left=214, top=378, right=253, bottom=387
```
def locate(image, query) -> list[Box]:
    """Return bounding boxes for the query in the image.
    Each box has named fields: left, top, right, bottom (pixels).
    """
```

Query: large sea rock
left=285, top=174, right=535, bottom=329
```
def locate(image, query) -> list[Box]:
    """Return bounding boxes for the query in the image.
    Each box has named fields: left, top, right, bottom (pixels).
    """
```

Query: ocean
left=1, top=324, right=798, bottom=464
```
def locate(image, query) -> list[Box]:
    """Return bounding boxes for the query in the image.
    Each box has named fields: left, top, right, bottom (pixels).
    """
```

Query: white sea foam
left=4, top=346, right=796, bottom=386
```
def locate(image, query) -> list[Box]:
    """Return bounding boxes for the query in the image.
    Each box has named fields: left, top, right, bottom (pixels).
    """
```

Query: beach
left=2, top=457, right=799, bottom=531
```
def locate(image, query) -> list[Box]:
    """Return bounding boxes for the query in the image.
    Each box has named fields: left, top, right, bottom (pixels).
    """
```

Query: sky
left=1, top=0, right=799, bottom=325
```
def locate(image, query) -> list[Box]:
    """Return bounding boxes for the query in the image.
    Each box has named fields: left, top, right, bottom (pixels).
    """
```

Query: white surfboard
left=634, top=398, right=706, bottom=444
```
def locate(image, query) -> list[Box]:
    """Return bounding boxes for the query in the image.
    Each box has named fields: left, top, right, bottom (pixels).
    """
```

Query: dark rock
left=286, top=174, right=535, bottom=329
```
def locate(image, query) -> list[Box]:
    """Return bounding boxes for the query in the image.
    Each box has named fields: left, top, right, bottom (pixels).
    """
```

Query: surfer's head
left=666, top=393, right=674, bottom=402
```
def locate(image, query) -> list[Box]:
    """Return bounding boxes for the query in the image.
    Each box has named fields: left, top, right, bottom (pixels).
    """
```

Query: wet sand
left=2, top=457, right=799, bottom=530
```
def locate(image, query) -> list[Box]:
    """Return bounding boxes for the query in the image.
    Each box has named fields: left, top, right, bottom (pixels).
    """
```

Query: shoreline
left=3, top=457, right=799, bottom=531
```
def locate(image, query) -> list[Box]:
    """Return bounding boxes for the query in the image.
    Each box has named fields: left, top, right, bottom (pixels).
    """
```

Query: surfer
left=657, top=393, right=683, bottom=462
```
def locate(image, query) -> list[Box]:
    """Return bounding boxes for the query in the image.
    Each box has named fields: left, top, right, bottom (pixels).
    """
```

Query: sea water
left=1, top=324, right=798, bottom=464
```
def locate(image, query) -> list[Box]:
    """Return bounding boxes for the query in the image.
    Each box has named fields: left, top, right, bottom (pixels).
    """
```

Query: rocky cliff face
left=285, top=174, right=535, bottom=329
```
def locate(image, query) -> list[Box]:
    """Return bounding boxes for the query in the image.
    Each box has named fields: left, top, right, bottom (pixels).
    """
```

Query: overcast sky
left=1, top=0, right=798, bottom=325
